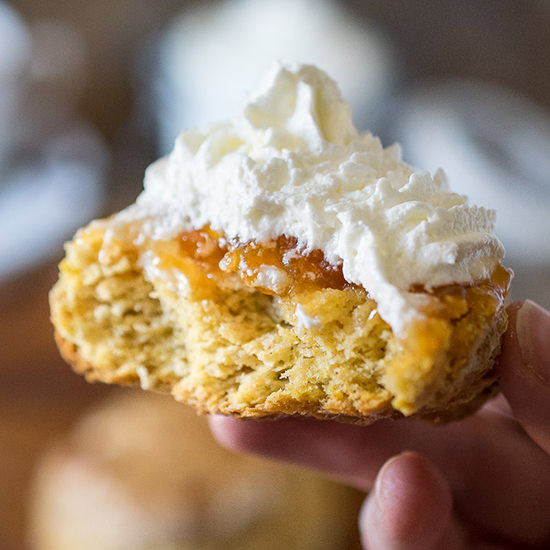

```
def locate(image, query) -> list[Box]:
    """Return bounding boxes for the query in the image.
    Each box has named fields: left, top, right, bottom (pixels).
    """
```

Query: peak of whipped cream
left=120, top=62, right=504, bottom=336
left=154, top=0, right=397, bottom=151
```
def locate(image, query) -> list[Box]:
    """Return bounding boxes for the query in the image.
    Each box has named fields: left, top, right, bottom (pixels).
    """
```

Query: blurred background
left=1, top=0, right=549, bottom=548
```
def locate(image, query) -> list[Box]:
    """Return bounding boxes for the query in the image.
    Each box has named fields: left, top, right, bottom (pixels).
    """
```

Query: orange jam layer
left=178, top=226, right=349, bottom=296
left=176, top=226, right=511, bottom=306
left=403, top=263, right=512, bottom=356
left=111, top=222, right=511, bottom=312
left=409, top=262, right=512, bottom=320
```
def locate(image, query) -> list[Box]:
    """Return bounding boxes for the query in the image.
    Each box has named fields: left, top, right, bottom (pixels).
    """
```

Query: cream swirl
left=120, top=62, right=504, bottom=335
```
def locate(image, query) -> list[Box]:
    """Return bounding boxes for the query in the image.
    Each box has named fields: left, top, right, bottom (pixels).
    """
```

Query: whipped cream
left=119, top=63, right=504, bottom=336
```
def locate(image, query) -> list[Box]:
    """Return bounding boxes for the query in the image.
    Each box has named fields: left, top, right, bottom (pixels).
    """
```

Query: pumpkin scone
left=50, top=63, right=511, bottom=424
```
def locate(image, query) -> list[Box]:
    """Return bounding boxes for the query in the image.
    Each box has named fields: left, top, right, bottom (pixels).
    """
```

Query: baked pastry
left=28, top=392, right=361, bottom=550
left=50, top=63, right=511, bottom=424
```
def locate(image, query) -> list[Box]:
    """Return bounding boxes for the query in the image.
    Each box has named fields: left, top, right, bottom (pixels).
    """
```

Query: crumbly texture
left=50, top=222, right=508, bottom=424
left=29, top=392, right=361, bottom=550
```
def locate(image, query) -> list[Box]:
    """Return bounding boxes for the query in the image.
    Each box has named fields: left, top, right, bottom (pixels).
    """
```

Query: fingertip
left=360, top=452, right=453, bottom=550
left=498, top=300, right=550, bottom=453
left=514, top=300, right=550, bottom=372
left=501, top=299, right=550, bottom=369
left=207, top=415, right=244, bottom=452
left=377, top=452, right=453, bottom=543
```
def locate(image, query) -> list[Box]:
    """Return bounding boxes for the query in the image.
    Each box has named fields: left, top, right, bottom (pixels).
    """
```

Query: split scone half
left=50, top=64, right=511, bottom=424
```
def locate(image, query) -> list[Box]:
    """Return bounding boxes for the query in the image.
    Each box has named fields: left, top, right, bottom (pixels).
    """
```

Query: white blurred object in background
left=148, top=0, right=398, bottom=153
left=0, top=2, right=31, bottom=166
left=0, top=2, right=107, bottom=281
left=389, top=80, right=550, bottom=306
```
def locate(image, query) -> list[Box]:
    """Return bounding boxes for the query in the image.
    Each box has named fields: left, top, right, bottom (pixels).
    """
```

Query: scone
left=28, top=392, right=361, bottom=550
left=50, top=63, right=511, bottom=424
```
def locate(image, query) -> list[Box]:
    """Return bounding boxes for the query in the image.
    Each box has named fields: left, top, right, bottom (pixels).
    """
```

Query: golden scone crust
left=50, top=221, right=508, bottom=424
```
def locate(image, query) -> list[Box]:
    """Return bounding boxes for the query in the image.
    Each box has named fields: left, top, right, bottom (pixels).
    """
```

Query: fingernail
left=515, top=300, right=550, bottom=385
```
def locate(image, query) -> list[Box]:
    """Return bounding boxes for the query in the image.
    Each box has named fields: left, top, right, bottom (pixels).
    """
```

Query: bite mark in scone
left=50, top=63, right=512, bottom=424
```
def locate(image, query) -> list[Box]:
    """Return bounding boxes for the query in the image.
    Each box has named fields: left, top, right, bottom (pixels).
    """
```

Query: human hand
left=209, top=300, right=550, bottom=549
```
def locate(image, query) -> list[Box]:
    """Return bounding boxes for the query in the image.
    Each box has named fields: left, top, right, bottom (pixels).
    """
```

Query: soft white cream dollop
left=119, top=62, right=504, bottom=336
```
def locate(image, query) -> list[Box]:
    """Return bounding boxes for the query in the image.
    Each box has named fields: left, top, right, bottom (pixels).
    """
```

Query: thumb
left=497, top=300, right=550, bottom=454
left=359, top=452, right=460, bottom=550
